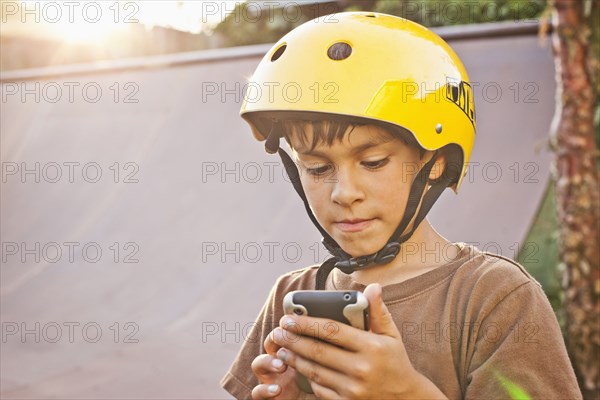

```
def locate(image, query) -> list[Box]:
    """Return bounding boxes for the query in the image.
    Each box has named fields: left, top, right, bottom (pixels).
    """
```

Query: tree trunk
left=550, top=1, right=600, bottom=398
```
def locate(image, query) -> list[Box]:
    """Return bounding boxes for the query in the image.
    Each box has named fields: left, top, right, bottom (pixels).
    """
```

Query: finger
left=251, top=383, right=281, bottom=399
left=251, top=354, right=287, bottom=381
left=363, top=283, right=400, bottom=338
left=278, top=315, right=365, bottom=351
left=264, top=330, right=281, bottom=356
left=276, top=346, right=349, bottom=395
left=310, top=381, right=343, bottom=400
left=272, top=327, right=355, bottom=374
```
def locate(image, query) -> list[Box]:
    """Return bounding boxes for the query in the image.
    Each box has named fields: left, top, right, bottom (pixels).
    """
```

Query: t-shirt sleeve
left=464, top=277, right=582, bottom=399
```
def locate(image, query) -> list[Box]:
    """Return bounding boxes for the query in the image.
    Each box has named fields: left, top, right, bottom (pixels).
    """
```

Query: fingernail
left=281, top=316, right=294, bottom=327
left=271, top=358, right=283, bottom=369
left=273, top=328, right=283, bottom=343
left=268, top=384, right=279, bottom=394
left=277, top=348, right=288, bottom=362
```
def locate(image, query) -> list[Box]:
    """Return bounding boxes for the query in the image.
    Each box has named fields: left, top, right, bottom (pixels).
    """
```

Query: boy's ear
left=428, top=151, right=447, bottom=181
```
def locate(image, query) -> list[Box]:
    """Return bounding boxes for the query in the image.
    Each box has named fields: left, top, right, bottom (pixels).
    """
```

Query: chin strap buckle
left=374, top=242, right=400, bottom=264
left=334, top=242, right=401, bottom=274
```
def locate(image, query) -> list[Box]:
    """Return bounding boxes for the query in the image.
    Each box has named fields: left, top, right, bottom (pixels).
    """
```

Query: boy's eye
left=362, top=158, right=389, bottom=170
left=306, top=164, right=333, bottom=176
left=304, top=158, right=389, bottom=175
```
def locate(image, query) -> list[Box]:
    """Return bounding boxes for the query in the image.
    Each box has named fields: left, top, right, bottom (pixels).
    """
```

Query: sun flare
left=48, top=19, right=127, bottom=44
left=25, top=1, right=215, bottom=44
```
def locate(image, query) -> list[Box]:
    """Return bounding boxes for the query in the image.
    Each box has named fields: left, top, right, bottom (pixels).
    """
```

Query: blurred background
left=1, top=0, right=598, bottom=399
left=0, top=0, right=546, bottom=71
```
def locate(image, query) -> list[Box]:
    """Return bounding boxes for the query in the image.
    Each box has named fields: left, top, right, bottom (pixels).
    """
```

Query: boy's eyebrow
left=297, top=137, right=390, bottom=157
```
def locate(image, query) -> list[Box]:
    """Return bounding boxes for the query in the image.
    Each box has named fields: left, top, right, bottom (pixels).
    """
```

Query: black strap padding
left=315, top=257, right=338, bottom=290
left=265, top=128, right=281, bottom=154
left=387, top=152, right=439, bottom=241
left=396, top=173, right=452, bottom=244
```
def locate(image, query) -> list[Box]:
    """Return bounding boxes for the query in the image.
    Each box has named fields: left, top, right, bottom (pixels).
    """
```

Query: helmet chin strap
left=265, top=125, right=453, bottom=290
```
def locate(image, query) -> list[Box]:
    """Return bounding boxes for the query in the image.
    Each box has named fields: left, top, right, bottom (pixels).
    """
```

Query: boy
left=221, top=12, right=581, bottom=399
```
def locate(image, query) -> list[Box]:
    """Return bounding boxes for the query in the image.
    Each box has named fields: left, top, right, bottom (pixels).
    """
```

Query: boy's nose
left=330, top=168, right=365, bottom=207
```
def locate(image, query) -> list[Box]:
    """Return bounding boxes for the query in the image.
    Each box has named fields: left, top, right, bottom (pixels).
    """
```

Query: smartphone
left=282, top=290, right=369, bottom=394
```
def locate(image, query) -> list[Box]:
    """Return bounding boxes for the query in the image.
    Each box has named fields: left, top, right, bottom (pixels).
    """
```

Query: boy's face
left=289, top=124, right=438, bottom=258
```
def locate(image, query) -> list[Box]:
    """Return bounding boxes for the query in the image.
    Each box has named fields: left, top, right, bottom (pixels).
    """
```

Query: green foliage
left=373, top=0, right=547, bottom=27
left=517, top=180, right=561, bottom=311
left=213, top=2, right=332, bottom=47
left=213, top=1, right=548, bottom=48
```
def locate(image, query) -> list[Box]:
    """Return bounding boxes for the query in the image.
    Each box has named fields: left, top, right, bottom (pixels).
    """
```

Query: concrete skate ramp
left=1, top=22, right=555, bottom=399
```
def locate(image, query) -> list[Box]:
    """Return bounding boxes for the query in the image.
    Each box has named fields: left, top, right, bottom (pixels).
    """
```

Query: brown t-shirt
left=221, top=243, right=582, bottom=399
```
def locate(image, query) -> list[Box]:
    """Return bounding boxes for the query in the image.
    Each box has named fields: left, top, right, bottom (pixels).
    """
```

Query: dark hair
left=279, top=119, right=426, bottom=159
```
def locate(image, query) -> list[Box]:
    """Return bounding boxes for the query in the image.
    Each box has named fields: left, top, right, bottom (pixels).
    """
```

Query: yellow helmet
left=241, top=11, right=475, bottom=192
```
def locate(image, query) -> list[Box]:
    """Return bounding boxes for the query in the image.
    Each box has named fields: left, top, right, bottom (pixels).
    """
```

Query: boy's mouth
left=334, top=218, right=375, bottom=233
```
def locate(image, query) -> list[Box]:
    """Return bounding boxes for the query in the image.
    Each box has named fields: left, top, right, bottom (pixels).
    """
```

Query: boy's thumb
left=364, top=283, right=400, bottom=338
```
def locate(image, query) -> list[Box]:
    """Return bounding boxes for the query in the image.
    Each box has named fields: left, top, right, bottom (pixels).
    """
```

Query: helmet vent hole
left=365, top=14, right=376, bottom=18
left=327, top=42, right=352, bottom=61
left=271, top=44, right=286, bottom=62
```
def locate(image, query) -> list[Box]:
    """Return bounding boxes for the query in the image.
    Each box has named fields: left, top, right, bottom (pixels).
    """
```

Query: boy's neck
left=349, top=219, right=460, bottom=287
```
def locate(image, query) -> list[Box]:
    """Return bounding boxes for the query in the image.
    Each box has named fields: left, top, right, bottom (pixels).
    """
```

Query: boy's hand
left=271, top=283, right=448, bottom=399
left=250, top=329, right=301, bottom=399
